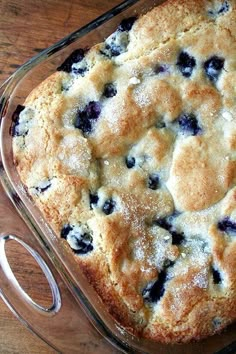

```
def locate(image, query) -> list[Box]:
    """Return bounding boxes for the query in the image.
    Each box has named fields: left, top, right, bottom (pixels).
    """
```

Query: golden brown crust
left=13, top=0, right=236, bottom=344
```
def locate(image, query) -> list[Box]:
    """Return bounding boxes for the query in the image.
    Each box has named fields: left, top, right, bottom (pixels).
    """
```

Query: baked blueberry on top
left=101, top=16, right=137, bottom=58
left=154, top=64, right=169, bottom=75
left=218, top=217, right=236, bottom=234
left=208, top=1, right=230, bottom=16
left=212, top=267, right=222, bottom=284
left=57, top=49, right=86, bottom=73
left=102, top=199, right=116, bottom=215
left=103, top=33, right=129, bottom=57
left=74, top=101, right=101, bottom=134
left=176, top=51, right=196, bottom=78
left=12, top=0, right=236, bottom=345
left=178, top=113, right=202, bottom=136
left=143, top=269, right=167, bottom=302
left=61, top=224, right=93, bottom=254
left=204, top=56, right=225, bottom=82
left=89, top=192, right=99, bottom=209
left=11, top=105, right=26, bottom=137
left=61, top=224, right=73, bottom=238
left=118, top=17, right=137, bottom=32
left=103, top=83, right=117, bottom=98
left=204, top=55, right=225, bottom=82
left=217, top=1, right=230, bottom=14
left=125, top=156, right=136, bottom=169
left=148, top=174, right=160, bottom=190
left=155, top=217, right=185, bottom=245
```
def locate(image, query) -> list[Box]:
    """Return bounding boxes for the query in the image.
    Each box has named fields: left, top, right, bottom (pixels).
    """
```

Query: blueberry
left=103, top=44, right=122, bottom=57
left=71, top=65, right=88, bottom=77
left=212, top=267, right=222, bottom=284
left=11, top=105, right=26, bottom=137
left=74, top=112, right=92, bottom=134
left=142, top=269, right=167, bottom=302
left=72, top=232, right=93, bottom=254
left=61, top=224, right=73, bottom=239
left=74, top=101, right=101, bottom=134
left=154, top=64, right=169, bottom=75
left=103, top=199, right=116, bottom=215
left=35, top=180, right=51, bottom=194
left=148, top=174, right=160, bottom=190
left=218, top=1, right=229, bottom=14
left=125, top=156, right=135, bottom=169
left=103, top=83, right=117, bottom=98
left=155, top=218, right=171, bottom=231
left=57, top=49, right=85, bottom=73
left=155, top=217, right=185, bottom=245
left=208, top=9, right=215, bottom=16
left=177, top=51, right=196, bottom=78
left=102, top=29, right=129, bottom=58
left=118, top=17, right=137, bottom=32
left=218, top=217, right=236, bottom=235
left=12, top=105, right=25, bottom=123
left=171, top=230, right=185, bottom=245
left=61, top=224, right=93, bottom=254
left=86, top=101, right=101, bottom=120
left=212, top=317, right=222, bottom=329
left=208, top=1, right=230, bottom=16
left=204, top=56, right=225, bottom=82
left=90, top=192, right=99, bottom=209
left=178, top=113, right=201, bottom=136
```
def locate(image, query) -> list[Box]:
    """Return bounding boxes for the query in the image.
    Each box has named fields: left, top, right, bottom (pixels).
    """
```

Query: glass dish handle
left=0, top=234, right=61, bottom=316
left=0, top=186, right=117, bottom=353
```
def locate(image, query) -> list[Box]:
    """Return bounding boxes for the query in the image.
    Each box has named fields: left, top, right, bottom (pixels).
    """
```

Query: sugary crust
left=13, top=0, right=236, bottom=344
left=167, top=136, right=235, bottom=211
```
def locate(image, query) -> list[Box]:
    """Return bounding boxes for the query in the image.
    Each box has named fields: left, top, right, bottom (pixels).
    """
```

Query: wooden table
left=0, top=1, right=121, bottom=353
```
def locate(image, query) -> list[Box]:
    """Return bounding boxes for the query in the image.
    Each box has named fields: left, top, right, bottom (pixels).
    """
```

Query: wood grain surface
left=0, top=1, right=121, bottom=353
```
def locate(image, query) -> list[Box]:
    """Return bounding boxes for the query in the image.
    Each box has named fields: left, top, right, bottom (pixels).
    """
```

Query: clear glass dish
left=0, top=0, right=236, bottom=352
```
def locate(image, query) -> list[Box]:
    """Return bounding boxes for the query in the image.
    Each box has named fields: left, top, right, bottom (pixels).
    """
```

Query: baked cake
left=12, top=0, right=236, bottom=343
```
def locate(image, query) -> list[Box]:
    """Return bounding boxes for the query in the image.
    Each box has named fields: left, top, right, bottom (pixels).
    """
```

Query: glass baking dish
left=0, top=0, right=236, bottom=352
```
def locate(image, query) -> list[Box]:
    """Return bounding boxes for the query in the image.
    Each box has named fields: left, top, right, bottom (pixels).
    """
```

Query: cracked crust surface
left=13, top=0, right=236, bottom=344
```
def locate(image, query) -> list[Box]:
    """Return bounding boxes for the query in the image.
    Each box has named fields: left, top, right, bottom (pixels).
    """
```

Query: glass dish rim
left=0, top=0, right=236, bottom=352
left=0, top=0, right=140, bottom=95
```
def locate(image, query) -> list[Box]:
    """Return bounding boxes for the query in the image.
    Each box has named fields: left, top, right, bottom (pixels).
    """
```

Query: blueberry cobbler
left=12, top=0, right=236, bottom=343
